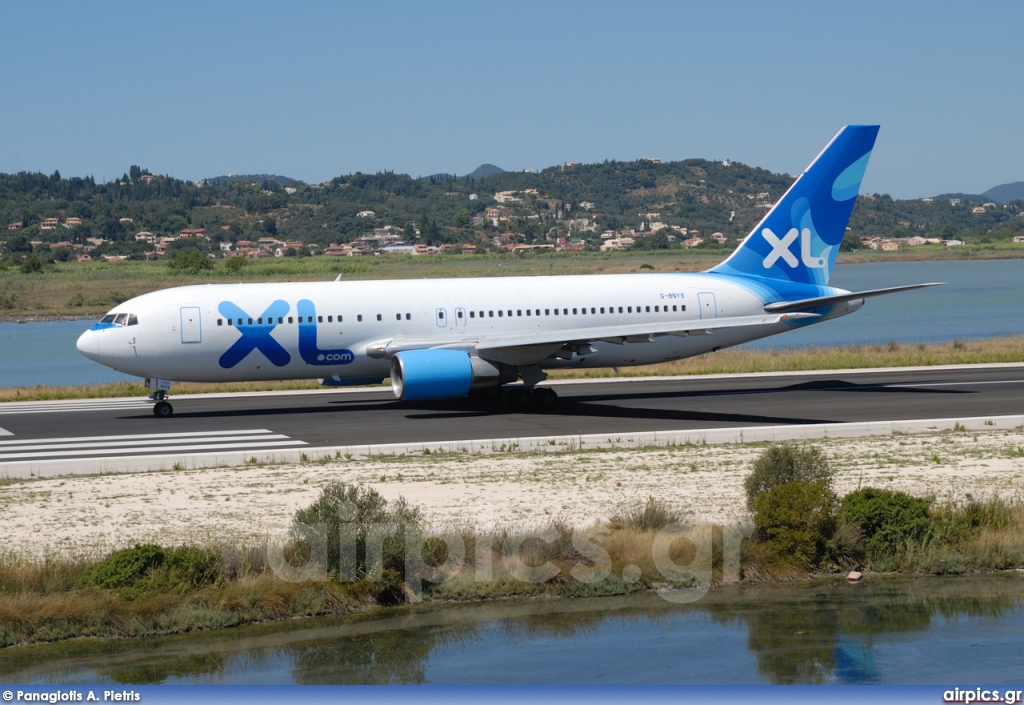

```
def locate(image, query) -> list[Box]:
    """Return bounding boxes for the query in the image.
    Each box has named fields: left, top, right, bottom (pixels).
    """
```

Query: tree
left=840, top=232, right=861, bottom=252
left=744, top=443, right=833, bottom=510
left=166, top=249, right=213, bottom=274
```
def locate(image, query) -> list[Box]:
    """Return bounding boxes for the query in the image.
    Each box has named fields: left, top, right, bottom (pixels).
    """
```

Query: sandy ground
left=2, top=428, right=1023, bottom=558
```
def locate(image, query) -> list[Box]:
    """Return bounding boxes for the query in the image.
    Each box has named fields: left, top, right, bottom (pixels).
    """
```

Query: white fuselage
left=76, top=272, right=858, bottom=384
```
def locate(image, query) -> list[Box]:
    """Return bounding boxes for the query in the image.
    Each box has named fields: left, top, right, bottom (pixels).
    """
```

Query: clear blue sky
left=3, top=0, right=1021, bottom=199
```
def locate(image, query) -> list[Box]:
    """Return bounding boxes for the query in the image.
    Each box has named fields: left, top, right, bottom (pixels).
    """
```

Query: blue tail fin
left=709, top=125, right=879, bottom=287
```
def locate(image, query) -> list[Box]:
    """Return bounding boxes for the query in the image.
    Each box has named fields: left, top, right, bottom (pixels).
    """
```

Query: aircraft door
left=454, top=307, right=467, bottom=331
left=180, top=306, right=202, bottom=343
left=435, top=308, right=448, bottom=328
left=698, top=292, right=717, bottom=320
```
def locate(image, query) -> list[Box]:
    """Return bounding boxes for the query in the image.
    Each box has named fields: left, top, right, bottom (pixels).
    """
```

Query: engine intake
left=390, top=350, right=515, bottom=400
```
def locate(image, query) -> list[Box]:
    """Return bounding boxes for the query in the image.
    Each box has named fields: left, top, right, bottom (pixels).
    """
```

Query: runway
left=2, top=364, right=1024, bottom=477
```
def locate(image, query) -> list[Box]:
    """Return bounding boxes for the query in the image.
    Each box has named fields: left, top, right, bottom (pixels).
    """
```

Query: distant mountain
left=983, top=181, right=1024, bottom=204
left=933, top=192, right=988, bottom=204
left=204, top=174, right=302, bottom=187
left=465, top=163, right=505, bottom=179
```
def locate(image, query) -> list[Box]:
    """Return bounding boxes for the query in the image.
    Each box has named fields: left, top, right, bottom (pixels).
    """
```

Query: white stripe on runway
left=0, top=434, right=293, bottom=452
left=0, top=427, right=11, bottom=437
left=0, top=440, right=307, bottom=461
left=0, top=400, right=153, bottom=415
left=0, top=429, right=306, bottom=462
left=0, top=429, right=276, bottom=446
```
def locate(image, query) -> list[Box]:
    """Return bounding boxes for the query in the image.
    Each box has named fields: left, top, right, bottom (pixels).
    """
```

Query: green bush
left=744, top=443, right=833, bottom=509
left=82, top=544, right=220, bottom=597
left=83, top=544, right=166, bottom=590
left=291, top=482, right=424, bottom=586
left=752, top=480, right=837, bottom=569
left=840, top=488, right=932, bottom=558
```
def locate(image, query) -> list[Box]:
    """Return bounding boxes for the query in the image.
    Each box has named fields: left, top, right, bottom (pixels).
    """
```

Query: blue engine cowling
left=390, top=350, right=515, bottom=400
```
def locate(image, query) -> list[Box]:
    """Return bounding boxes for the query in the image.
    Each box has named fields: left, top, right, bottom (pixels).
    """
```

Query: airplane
left=77, top=125, right=939, bottom=417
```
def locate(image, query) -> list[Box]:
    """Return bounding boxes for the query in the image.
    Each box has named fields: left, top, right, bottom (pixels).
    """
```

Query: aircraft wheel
left=506, top=388, right=531, bottom=410
left=532, top=387, right=558, bottom=409
left=153, top=401, right=174, bottom=418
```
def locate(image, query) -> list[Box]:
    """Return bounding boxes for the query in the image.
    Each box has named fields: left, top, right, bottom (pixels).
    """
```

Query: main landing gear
left=146, top=378, right=174, bottom=418
left=505, top=386, right=559, bottom=410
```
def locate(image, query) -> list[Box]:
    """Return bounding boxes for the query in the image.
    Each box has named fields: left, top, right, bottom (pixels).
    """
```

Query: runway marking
left=895, top=380, right=1024, bottom=389
left=0, top=399, right=153, bottom=415
left=0, top=429, right=306, bottom=463
left=0, top=427, right=11, bottom=437
left=0, top=429, right=277, bottom=446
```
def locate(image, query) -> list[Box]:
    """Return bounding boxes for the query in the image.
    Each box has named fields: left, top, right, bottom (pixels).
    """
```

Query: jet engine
left=390, top=350, right=516, bottom=400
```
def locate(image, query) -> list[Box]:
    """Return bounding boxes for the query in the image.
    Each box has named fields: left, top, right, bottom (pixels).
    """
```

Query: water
left=742, top=259, right=1024, bottom=349
left=1, top=576, right=1021, bottom=684
left=1, top=260, right=1021, bottom=388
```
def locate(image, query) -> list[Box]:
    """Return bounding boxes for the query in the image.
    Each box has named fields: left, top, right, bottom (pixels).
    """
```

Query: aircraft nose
left=76, top=329, right=99, bottom=362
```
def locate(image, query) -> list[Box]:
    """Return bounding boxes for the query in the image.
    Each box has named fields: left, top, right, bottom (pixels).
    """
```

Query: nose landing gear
left=146, top=378, right=174, bottom=418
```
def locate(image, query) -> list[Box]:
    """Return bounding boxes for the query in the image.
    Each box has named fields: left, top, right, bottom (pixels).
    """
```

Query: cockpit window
left=99, top=312, right=138, bottom=326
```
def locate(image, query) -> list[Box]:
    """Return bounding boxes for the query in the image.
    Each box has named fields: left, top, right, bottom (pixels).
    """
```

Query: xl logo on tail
left=762, top=227, right=831, bottom=270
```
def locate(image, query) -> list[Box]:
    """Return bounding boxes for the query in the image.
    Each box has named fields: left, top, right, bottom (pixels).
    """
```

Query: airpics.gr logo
left=761, top=226, right=831, bottom=270
left=217, top=299, right=354, bottom=369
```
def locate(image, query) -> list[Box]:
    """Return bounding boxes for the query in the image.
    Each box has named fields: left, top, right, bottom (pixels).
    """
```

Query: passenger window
left=516, top=310, right=521, bottom=316
left=226, top=319, right=233, bottom=327
left=554, top=309, right=559, bottom=316
left=248, top=318, right=253, bottom=325
left=507, top=310, right=512, bottom=317
left=627, top=307, right=632, bottom=314
left=489, top=311, right=494, bottom=318
left=681, top=305, right=686, bottom=311
left=358, top=315, right=363, bottom=322
left=396, top=313, right=401, bottom=321
left=317, top=316, right=323, bottom=323
left=258, top=318, right=264, bottom=325
left=217, top=319, right=223, bottom=326
left=457, top=310, right=464, bottom=319
left=470, top=311, right=476, bottom=318
left=573, top=308, right=578, bottom=315
left=526, top=310, right=531, bottom=316
left=545, top=309, right=550, bottom=315
left=600, top=307, right=605, bottom=314
left=563, top=308, right=568, bottom=315
left=535, top=309, right=540, bottom=316
left=278, top=317, right=283, bottom=324
left=288, top=317, right=294, bottom=324
left=406, top=313, right=411, bottom=320
left=498, top=310, right=503, bottom=317
left=376, top=314, right=382, bottom=321
left=646, top=306, right=650, bottom=313
left=328, top=316, right=333, bottom=323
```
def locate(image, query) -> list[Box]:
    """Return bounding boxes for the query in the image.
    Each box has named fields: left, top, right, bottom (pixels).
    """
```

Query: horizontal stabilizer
left=763, top=283, right=943, bottom=314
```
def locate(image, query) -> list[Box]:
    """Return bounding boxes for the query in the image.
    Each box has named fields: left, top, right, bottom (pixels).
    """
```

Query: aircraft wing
left=370, top=312, right=820, bottom=363
left=763, top=283, right=943, bottom=314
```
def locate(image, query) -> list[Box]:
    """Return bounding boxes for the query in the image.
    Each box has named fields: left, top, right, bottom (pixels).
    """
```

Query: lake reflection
left=2, top=576, right=1023, bottom=685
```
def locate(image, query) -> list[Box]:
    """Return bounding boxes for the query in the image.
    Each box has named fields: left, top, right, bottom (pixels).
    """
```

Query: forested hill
left=1, top=159, right=1022, bottom=260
